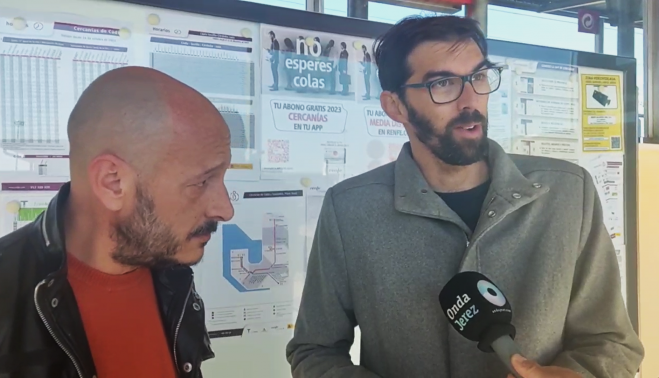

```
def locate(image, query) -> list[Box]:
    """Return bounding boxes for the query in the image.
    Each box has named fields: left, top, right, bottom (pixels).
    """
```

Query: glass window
left=603, top=24, right=618, bottom=55
left=603, top=26, right=644, bottom=116
left=242, top=0, right=306, bottom=11
left=488, top=5, right=595, bottom=52
left=635, top=28, right=645, bottom=116
left=324, top=0, right=347, bottom=17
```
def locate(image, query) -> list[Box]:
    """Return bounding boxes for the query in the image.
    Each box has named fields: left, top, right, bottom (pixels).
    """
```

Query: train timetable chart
left=0, top=15, right=133, bottom=155
left=145, top=11, right=261, bottom=180
left=72, top=49, right=129, bottom=101
left=0, top=43, right=62, bottom=152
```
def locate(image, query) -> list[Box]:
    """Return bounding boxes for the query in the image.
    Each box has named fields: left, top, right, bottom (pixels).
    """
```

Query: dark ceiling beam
left=487, top=1, right=542, bottom=12
left=537, top=0, right=605, bottom=13
left=488, top=0, right=642, bottom=27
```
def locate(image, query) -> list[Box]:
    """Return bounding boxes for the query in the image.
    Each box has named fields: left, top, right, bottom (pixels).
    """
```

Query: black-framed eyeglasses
left=401, top=65, right=507, bottom=105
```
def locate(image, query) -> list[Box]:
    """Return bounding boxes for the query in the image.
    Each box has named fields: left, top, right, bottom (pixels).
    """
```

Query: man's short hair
left=373, top=15, right=487, bottom=94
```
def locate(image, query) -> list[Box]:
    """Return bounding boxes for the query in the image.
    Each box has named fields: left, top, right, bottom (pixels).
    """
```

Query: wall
left=638, top=143, right=659, bottom=378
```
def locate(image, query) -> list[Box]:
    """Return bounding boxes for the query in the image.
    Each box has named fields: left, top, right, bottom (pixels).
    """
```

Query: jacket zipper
left=173, top=279, right=194, bottom=372
left=33, top=279, right=84, bottom=378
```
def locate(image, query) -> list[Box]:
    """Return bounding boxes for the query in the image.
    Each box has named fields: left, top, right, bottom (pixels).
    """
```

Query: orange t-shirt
left=67, top=253, right=178, bottom=378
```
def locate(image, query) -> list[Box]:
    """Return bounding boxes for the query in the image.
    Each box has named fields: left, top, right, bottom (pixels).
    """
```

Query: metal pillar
left=606, top=0, right=640, bottom=58
left=306, top=0, right=324, bottom=13
left=645, top=0, right=659, bottom=142
left=616, top=12, right=635, bottom=58
left=594, top=18, right=604, bottom=53
left=348, top=0, right=368, bottom=19
left=466, top=0, right=488, bottom=36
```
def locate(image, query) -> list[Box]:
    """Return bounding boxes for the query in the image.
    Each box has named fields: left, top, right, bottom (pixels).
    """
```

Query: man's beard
left=110, top=185, right=218, bottom=269
left=407, top=104, right=490, bottom=166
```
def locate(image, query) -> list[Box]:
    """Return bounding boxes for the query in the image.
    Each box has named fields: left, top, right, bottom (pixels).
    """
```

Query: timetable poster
left=580, top=153, right=625, bottom=245
left=0, top=8, right=134, bottom=160
left=143, top=10, right=261, bottom=181
left=504, top=58, right=581, bottom=164
left=299, top=176, right=333, bottom=272
left=486, top=55, right=513, bottom=152
left=259, top=24, right=407, bottom=180
left=616, top=245, right=627, bottom=306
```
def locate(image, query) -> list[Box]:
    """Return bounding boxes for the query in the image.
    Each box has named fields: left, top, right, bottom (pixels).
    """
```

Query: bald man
left=0, top=66, right=234, bottom=378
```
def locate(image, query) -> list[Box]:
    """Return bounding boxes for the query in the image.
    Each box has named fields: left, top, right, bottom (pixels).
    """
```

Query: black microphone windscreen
left=438, top=271, right=513, bottom=343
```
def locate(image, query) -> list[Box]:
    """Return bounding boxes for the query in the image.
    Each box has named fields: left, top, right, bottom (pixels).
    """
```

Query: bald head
left=68, top=66, right=229, bottom=178
left=63, top=67, right=235, bottom=273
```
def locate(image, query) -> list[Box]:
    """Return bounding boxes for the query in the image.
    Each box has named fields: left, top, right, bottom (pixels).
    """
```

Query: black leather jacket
left=0, top=183, right=214, bottom=378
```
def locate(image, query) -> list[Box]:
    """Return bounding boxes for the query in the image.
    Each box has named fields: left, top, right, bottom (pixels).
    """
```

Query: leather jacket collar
left=32, top=182, right=213, bottom=377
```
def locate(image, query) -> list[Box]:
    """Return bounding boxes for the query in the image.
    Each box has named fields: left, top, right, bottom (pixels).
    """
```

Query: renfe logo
left=445, top=294, right=479, bottom=332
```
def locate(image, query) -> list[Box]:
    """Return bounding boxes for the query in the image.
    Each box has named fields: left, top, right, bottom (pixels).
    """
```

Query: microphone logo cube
left=439, top=271, right=513, bottom=342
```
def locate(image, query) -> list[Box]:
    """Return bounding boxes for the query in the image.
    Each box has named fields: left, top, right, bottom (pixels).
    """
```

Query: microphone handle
left=491, top=334, right=523, bottom=378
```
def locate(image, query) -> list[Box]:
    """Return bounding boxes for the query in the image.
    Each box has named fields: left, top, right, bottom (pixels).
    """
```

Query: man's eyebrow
left=476, top=59, right=495, bottom=70
left=421, top=70, right=456, bottom=82
left=421, top=59, right=493, bottom=82
left=193, top=163, right=224, bottom=179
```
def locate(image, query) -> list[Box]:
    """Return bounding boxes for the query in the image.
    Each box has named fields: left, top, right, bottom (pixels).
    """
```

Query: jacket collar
left=35, top=182, right=70, bottom=273
left=33, top=183, right=204, bottom=376
left=393, top=140, right=550, bottom=230
left=36, top=182, right=193, bottom=289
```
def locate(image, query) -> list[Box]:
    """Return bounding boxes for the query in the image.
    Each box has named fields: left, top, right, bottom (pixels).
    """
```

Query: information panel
left=195, top=181, right=306, bottom=338
left=0, top=1, right=631, bottom=330
left=143, top=10, right=261, bottom=181
left=0, top=12, right=134, bottom=157
left=258, top=24, right=406, bottom=180
left=0, top=1, right=635, bottom=377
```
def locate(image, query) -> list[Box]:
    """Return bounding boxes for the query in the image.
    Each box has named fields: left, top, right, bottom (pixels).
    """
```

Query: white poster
left=143, top=10, right=261, bottom=181
left=258, top=24, right=407, bottom=180
left=512, top=138, right=580, bottom=162
left=299, top=176, right=336, bottom=271
left=580, top=153, right=625, bottom=245
left=194, top=181, right=306, bottom=339
left=616, top=245, right=627, bottom=306
left=0, top=182, right=61, bottom=236
left=487, top=56, right=513, bottom=152
left=0, top=8, right=134, bottom=160
left=493, top=58, right=582, bottom=162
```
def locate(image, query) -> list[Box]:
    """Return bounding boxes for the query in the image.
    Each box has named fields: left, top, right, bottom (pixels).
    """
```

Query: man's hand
left=506, top=355, right=583, bottom=378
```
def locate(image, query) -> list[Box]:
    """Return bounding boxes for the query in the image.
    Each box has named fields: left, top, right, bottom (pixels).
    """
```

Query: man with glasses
left=286, top=15, right=643, bottom=378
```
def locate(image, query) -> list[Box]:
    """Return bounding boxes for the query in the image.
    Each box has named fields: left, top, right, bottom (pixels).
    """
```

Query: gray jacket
left=286, top=140, right=643, bottom=378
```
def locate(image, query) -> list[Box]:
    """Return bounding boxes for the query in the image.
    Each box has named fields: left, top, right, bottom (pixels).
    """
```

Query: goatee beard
left=110, top=186, right=182, bottom=269
left=408, top=105, right=490, bottom=166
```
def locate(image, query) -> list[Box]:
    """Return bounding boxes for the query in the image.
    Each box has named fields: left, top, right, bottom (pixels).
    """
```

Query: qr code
left=611, top=136, right=621, bottom=150
left=268, top=139, right=290, bottom=163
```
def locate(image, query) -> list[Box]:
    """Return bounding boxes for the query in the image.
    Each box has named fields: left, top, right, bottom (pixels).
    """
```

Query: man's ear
left=87, top=154, right=135, bottom=212
left=380, top=91, right=409, bottom=125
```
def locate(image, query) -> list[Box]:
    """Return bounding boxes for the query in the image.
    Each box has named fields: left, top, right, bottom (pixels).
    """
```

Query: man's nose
left=208, top=186, right=235, bottom=222
left=456, top=80, right=481, bottom=110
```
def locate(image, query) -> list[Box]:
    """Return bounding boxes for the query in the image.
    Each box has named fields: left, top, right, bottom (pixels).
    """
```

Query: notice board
left=0, top=0, right=638, bottom=376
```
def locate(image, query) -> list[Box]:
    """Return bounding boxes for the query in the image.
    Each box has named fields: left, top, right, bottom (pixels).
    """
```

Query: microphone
left=438, top=271, right=523, bottom=378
